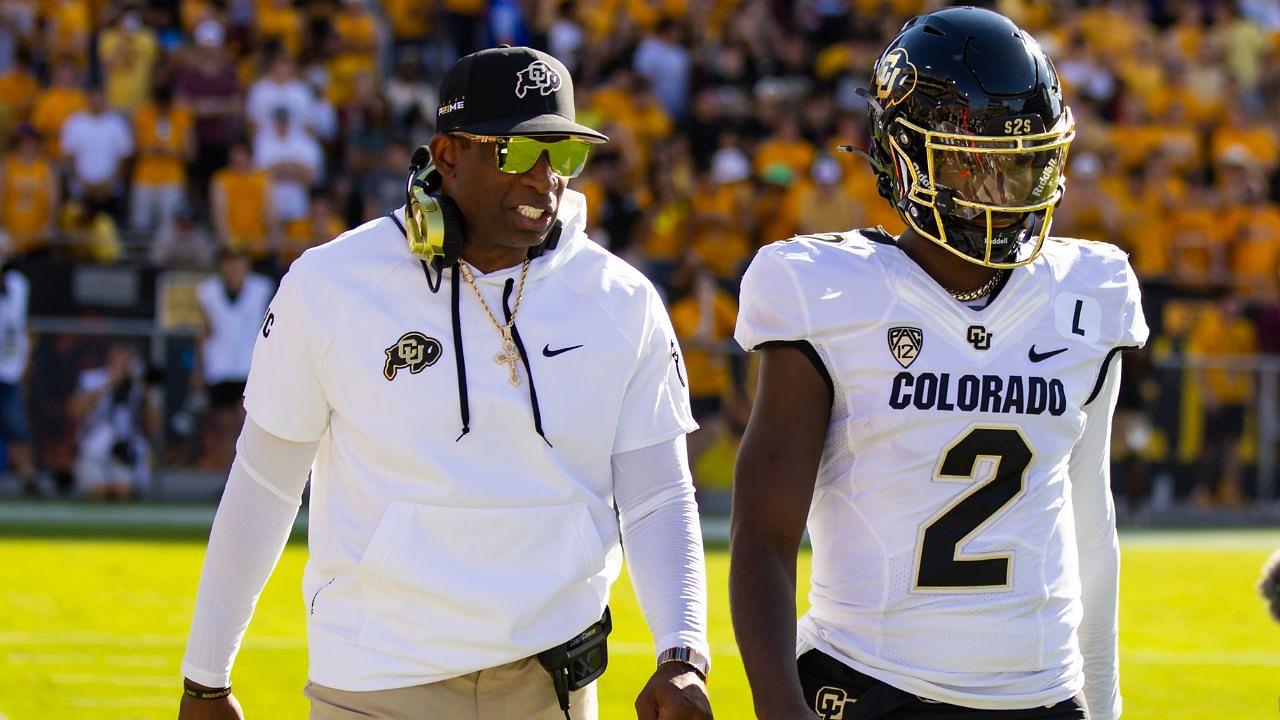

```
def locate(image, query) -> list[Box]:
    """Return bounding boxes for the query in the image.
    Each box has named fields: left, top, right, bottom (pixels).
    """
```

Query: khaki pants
left=306, top=657, right=597, bottom=719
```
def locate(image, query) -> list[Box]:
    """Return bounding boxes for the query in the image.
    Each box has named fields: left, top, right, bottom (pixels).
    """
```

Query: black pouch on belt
left=536, top=607, right=612, bottom=719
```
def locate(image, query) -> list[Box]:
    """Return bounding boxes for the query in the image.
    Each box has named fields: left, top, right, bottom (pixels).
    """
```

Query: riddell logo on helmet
left=515, top=60, right=562, bottom=98
left=874, top=48, right=917, bottom=108
left=1032, top=156, right=1059, bottom=197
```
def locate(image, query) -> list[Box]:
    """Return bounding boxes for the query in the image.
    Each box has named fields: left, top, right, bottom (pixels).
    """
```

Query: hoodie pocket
left=355, top=501, right=607, bottom=672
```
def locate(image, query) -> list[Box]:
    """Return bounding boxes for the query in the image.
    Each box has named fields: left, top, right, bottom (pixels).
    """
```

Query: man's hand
left=177, top=682, right=244, bottom=720
left=634, top=662, right=712, bottom=719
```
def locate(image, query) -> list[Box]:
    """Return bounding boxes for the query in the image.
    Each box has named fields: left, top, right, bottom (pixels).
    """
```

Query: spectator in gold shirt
left=280, top=189, right=344, bottom=268
left=797, top=156, right=864, bottom=236
left=669, top=262, right=738, bottom=469
left=0, top=127, right=58, bottom=255
left=131, top=87, right=195, bottom=263
left=210, top=140, right=276, bottom=260
left=1187, top=293, right=1258, bottom=508
left=691, top=147, right=753, bottom=285
left=30, top=62, right=88, bottom=158
left=98, top=6, right=159, bottom=113
left=0, top=49, right=39, bottom=128
left=42, top=0, right=92, bottom=71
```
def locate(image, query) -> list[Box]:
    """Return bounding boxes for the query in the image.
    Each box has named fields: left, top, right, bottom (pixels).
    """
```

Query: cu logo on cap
left=516, top=60, right=563, bottom=98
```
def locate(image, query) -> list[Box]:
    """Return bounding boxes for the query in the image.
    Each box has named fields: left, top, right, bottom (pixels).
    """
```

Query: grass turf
left=0, top=529, right=1277, bottom=719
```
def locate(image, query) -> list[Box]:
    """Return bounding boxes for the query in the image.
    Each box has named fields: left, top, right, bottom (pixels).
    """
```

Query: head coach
left=178, top=47, right=712, bottom=720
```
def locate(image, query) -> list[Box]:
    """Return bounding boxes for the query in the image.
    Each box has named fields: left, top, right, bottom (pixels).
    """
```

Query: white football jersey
left=736, top=230, right=1147, bottom=709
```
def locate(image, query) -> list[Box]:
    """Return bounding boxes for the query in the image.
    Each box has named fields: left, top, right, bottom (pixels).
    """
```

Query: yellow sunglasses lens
left=497, top=137, right=592, bottom=178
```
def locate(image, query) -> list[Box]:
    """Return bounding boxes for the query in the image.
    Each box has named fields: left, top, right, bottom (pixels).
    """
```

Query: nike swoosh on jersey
left=1028, top=345, right=1068, bottom=362
left=542, top=343, right=583, bottom=357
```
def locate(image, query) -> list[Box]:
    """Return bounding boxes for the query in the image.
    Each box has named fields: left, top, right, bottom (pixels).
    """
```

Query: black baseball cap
left=436, top=46, right=608, bottom=143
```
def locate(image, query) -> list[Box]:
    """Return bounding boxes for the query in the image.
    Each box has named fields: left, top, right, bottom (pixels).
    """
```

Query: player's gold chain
left=949, top=270, right=1006, bottom=302
left=459, top=259, right=531, bottom=386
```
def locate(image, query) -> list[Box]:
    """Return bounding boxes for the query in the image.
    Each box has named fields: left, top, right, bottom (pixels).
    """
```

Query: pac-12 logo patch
left=874, top=47, right=917, bottom=108
left=384, top=331, right=442, bottom=381
left=814, top=686, right=854, bottom=720
left=515, top=60, right=562, bottom=98
left=888, top=326, right=923, bottom=368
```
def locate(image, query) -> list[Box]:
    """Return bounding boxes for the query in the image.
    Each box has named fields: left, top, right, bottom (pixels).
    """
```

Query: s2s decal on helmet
left=874, top=48, right=917, bottom=108
left=516, top=60, right=563, bottom=98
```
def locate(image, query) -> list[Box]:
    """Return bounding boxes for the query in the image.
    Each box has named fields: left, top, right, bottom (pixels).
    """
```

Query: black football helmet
left=857, top=6, right=1075, bottom=268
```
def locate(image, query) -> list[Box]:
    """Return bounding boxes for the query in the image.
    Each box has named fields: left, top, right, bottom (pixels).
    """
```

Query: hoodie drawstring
left=390, top=211, right=547, bottom=444
left=503, top=278, right=552, bottom=447
left=447, top=260, right=471, bottom=441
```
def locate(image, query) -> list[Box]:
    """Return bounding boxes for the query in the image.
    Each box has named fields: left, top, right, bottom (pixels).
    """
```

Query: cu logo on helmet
left=516, top=60, right=563, bottom=98
left=874, top=47, right=917, bottom=107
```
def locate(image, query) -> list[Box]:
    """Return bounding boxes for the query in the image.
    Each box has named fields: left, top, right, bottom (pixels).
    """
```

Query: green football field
left=0, top=522, right=1276, bottom=719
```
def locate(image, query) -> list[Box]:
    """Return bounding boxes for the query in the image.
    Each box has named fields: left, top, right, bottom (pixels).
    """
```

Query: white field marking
left=0, top=630, right=304, bottom=649
left=1123, top=650, right=1280, bottom=667
left=68, top=697, right=173, bottom=709
left=52, top=673, right=174, bottom=687
left=7, top=651, right=168, bottom=667
left=1118, top=530, right=1280, bottom=551
left=0, top=503, right=218, bottom=526
left=3, top=502, right=1277, bottom=549
left=0, top=502, right=306, bottom=532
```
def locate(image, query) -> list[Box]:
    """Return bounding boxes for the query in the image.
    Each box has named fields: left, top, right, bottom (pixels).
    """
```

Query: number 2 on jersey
left=913, top=426, right=1034, bottom=591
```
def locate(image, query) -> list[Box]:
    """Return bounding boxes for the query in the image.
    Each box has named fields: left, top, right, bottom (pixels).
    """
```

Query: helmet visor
left=932, top=143, right=1067, bottom=217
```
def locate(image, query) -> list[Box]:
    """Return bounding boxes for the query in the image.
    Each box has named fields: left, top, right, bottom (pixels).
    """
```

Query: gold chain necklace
left=950, top=270, right=1006, bottom=302
left=459, top=259, right=531, bottom=386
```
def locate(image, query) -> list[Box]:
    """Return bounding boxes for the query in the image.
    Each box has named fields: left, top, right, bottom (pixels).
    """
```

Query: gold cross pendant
left=494, top=332, right=522, bottom=386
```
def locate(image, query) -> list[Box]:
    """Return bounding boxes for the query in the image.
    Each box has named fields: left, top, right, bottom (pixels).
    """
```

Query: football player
left=729, top=7, right=1145, bottom=720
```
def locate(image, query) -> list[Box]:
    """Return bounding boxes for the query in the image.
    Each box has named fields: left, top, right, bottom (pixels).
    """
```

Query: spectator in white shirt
left=60, top=86, right=133, bottom=206
left=253, top=107, right=322, bottom=223
left=194, top=247, right=275, bottom=470
left=633, top=20, right=690, bottom=121
left=0, top=233, right=37, bottom=498
left=245, top=50, right=313, bottom=134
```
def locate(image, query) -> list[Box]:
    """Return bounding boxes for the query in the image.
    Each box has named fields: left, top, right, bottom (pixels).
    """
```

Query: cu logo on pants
left=815, top=686, right=853, bottom=720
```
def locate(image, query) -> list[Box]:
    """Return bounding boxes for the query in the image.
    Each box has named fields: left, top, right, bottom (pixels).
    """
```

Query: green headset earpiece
left=405, top=145, right=466, bottom=268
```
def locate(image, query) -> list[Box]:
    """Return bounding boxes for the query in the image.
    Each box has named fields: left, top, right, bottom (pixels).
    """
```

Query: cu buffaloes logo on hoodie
left=384, top=331, right=442, bottom=381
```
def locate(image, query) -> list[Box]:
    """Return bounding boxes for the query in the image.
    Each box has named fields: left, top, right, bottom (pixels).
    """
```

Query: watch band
left=656, top=646, right=709, bottom=679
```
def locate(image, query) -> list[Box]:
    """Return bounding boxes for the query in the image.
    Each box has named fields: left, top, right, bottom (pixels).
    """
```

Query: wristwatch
left=656, top=646, right=710, bottom=679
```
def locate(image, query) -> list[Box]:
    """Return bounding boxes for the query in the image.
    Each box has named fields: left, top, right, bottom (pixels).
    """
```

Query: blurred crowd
left=0, top=0, right=1278, bottom=510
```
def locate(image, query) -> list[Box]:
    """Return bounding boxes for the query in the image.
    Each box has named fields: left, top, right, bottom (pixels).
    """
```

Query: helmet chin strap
left=941, top=209, right=1040, bottom=265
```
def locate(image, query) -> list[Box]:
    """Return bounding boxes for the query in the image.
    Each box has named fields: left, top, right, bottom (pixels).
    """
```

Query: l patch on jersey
left=383, top=331, right=442, bottom=381
left=1054, top=293, right=1102, bottom=343
left=888, top=326, right=923, bottom=368
left=814, top=686, right=853, bottom=720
